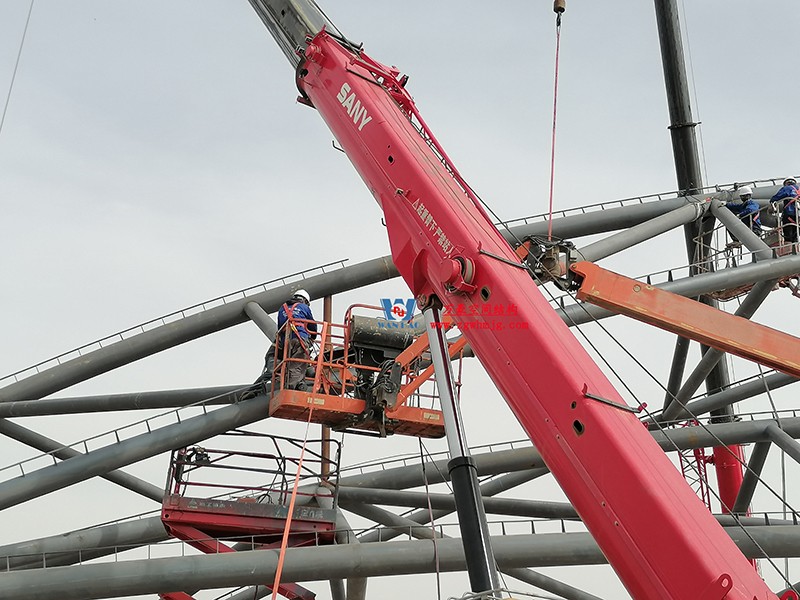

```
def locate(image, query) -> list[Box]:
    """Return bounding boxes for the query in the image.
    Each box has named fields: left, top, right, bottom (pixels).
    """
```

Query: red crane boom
left=250, top=5, right=781, bottom=597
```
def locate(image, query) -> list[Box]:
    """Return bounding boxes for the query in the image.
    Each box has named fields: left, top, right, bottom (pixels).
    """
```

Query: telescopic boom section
left=251, top=4, right=779, bottom=599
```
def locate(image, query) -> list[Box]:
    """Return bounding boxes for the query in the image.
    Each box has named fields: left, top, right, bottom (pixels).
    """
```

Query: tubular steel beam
left=732, top=441, right=771, bottom=515
left=0, top=419, right=163, bottom=502
left=663, top=336, right=690, bottom=410
left=336, top=486, right=578, bottom=519
left=661, top=371, right=796, bottom=423
left=0, top=257, right=399, bottom=403
left=0, top=516, right=168, bottom=571
left=0, top=386, right=241, bottom=417
left=0, top=198, right=694, bottom=405
left=244, top=301, right=279, bottom=340
left=576, top=201, right=706, bottom=263
left=357, top=469, right=548, bottom=544
left=1, top=528, right=799, bottom=600
left=340, top=500, right=601, bottom=600
left=0, top=396, right=267, bottom=511
left=766, top=424, right=800, bottom=465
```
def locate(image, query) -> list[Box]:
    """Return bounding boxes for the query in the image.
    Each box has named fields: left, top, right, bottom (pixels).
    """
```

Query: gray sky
left=1, top=1, right=799, bottom=599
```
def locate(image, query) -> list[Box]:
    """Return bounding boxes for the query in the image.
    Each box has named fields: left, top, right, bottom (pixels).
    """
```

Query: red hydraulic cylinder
left=715, top=444, right=747, bottom=515
left=294, top=32, right=778, bottom=599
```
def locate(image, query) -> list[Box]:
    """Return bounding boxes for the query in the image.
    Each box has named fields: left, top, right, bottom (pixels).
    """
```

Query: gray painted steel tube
left=244, top=302, right=278, bottom=340
left=340, top=500, right=600, bottom=600
left=732, top=441, right=771, bottom=515
left=506, top=197, right=690, bottom=242
left=0, top=516, right=168, bottom=570
left=576, top=201, right=705, bottom=263
left=0, top=200, right=695, bottom=406
left=0, top=386, right=242, bottom=417
left=336, top=486, right=578, bottom=519
left=0, top=419, right=163, bottom=502
left=0, top=256, right=397, bottom=403
left=0, top=396, right=268, bottom=511
left=503, top=567, right=605, bottom=600
left=766, top=424, right=800, bottom=465
left=0, top=528, right=797, bottom=600
left=357, top=469, right=547, bottom=544
left=662, top=371, right=796, bottom=423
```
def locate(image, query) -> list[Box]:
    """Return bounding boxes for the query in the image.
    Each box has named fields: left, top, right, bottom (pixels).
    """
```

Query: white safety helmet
left=738, top=186, right=753, bottom=197
left=292, top=289, right=311, bottom=303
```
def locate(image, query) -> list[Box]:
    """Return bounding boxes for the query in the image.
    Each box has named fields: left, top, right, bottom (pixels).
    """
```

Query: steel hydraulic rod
left=424, top=304, right=501, bottom=593
left=3, top=527, right=800, bottom=600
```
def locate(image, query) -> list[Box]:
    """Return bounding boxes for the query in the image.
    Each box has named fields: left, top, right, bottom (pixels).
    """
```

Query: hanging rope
left=546, top=1, right=566, bottom=240
left=0, top=0, right=35, bottom=140
left=270, top=407, right=314, bottom=600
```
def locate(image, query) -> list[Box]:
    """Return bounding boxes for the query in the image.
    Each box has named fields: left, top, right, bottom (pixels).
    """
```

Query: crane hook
left=554, top=0, right=566, bottom=26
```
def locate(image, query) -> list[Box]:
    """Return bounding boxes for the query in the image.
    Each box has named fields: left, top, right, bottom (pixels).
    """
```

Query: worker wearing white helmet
left=275, top=289, right=317, bottom=391
left=725, top=185, right=762, bottom=237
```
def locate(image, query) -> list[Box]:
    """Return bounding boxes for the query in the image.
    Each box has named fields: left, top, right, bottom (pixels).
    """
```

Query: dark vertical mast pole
left=653, top=0, right=744, bottom=513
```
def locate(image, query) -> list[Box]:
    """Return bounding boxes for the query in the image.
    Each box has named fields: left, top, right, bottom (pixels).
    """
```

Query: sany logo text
left=336, top=83, right=373, bottom=131
left=380, top=298, right=416, bottom=322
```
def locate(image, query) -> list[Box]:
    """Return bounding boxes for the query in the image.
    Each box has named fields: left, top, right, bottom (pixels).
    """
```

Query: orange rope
left=270, top=407, right=314, bottom=599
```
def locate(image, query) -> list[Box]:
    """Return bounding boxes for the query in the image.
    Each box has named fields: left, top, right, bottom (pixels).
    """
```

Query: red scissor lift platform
left=266, top=305, right=462, bottom=439
left=159, top=430, right=340, bottom=600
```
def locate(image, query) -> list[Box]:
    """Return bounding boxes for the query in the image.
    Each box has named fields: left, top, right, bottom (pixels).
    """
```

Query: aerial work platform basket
left=266, top=304, right=461, bottom=438
left=159, top=430, right=340, bottom=600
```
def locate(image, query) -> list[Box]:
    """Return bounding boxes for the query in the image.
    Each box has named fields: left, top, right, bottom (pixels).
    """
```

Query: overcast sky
left=1, top=1, right=799, bottom=599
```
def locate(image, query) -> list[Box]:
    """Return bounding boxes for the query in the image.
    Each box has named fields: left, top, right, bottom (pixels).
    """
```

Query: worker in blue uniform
left=771, top=177, right=800, bottom=243
left=725, top=186, right=762, bottom=238
left=276, top=289, right=317, bottom=391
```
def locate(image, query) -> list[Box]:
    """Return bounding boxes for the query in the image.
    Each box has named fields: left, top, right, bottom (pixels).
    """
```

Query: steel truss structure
left=2, top=2, right=800, bottom=600
left=3, top=187, right=800, bottom=599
